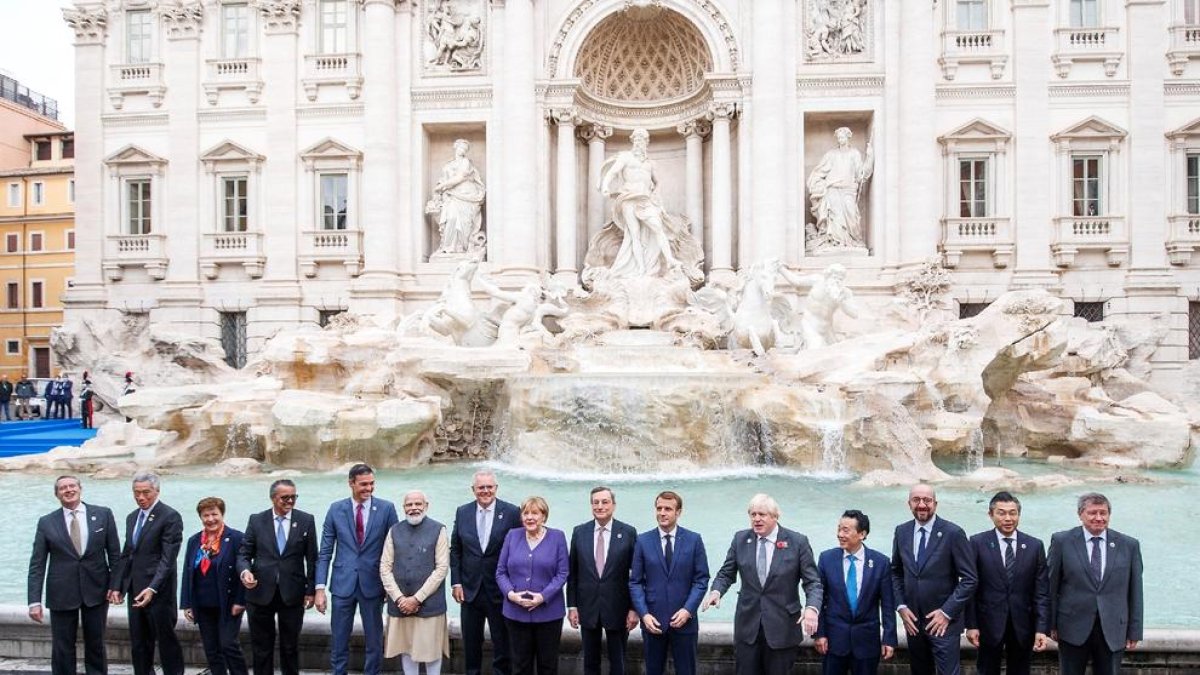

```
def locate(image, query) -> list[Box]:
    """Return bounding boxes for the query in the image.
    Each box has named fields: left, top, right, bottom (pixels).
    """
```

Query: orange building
left=0, top=77, right=72, bottom=378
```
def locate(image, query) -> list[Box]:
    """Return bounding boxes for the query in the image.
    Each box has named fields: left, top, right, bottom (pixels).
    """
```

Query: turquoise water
left=6, top=459, right=1194, bottom=626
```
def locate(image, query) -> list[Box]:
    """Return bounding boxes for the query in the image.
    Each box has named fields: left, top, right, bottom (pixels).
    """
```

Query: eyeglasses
left=909, top=497, right=935, bottom=505
left=277, top=494, right=298, bottom=502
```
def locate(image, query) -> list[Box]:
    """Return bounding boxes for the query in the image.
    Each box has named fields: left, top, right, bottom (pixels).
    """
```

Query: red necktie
left=355, top=504, right=365, bottom=546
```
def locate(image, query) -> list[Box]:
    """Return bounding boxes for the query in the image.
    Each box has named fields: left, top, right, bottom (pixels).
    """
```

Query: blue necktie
left=846, top=554, right=859, bottom=614
left=917, top=526, right=928, bottom=562
left=276, top=516, right=287, bottom=554
left=132, top=510, right=147, bottom=546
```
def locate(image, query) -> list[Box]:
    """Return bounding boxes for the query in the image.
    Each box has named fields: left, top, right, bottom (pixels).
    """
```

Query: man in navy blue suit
left=629, top=490, right=710, bottom=675
left=815, top=510, right=896, bottom=675
left=314, top=463, right=399, bottom=675
left=964, top=491, right=1049, bottom=675
left=891, top=484, right=977, bottom=675
left=449, top=469, right=522, bottom=675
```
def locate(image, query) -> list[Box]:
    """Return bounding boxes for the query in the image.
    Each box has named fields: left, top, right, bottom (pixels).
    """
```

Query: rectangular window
left=320, top=173, right=349, bottom=230
left=222, top=176, right=249, bottom=232
left=1069, top=0, right=1100, bottom=27
left=223, top=3, right=251, bottom=58
left=1187, top=0, right=1200, bottom=25
left=30, top=281, right=43, bottom=309
left=127, top=10, right=154, bottom=63
left=66, top=230, right=75, bottom=250
left=957, top=0, right=987, bottom=30
left=1188, top=154, right=1199, bottom=215
left=31, top=182, right=44, bottom=206
left=320, top=0, right=348, bottom=53
left=959, top=158, right=989, bottom=217
left=68, top=179, right=75, bottom=204
left=318, top=309, right=345, bottom=327
left=4, top=339, right=17, bottom=355
left=61, top=138, right=74, bottom=159
left=1072, top=155, right=1102, bottom=217
left=5, top=282, right=17, bottom=309
left=6, top=183, right=19, bottom=207
left=127, top=179, right=152, bottom=234
left=5, top=233, right=18, bottom=253
left=29, top=233, right=42, bottom=252
left=34, top=141, right=51, bottom=161
left=220, top=311, right=248, bottom=369
left=1074, top=301, right=1105, bottom=322
left=958, top=302, right=991, bottom=319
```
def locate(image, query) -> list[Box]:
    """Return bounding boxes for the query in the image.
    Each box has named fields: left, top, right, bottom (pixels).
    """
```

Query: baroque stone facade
left=63, top=0, right=1200, bottom=392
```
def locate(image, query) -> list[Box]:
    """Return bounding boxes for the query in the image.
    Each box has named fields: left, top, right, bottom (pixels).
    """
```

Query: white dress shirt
left=64, top=503, right=89, bottom=552
left=756, top=526, right=779, bottom=572
left=1083, top=528, right=1107, bottom=577
left=995, top=529, right=1019, bottom=562
left=659, top=526, right=678, bottom=555
left=842, top=544, right=864, bottom=600
left=912, top=514, right=937, bottom=559
left=594, top=519, right=613, bottom=561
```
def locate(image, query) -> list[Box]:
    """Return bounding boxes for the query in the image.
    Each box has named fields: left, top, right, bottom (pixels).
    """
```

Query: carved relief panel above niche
left=424, top=0, right=487, bottom=75
left=804, top=0, right=873, bottom=64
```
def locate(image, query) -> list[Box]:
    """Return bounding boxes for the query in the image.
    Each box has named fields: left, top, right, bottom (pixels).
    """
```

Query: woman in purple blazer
left=496, top=496, right=570, bottom=675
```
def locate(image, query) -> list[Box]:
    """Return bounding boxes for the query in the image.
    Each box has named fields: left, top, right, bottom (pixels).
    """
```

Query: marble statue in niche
left=427, top=139, right=486, bottom=257
left=806, top=126, right=874, bottom=253
left=583, top=128, right=704, bottom=287
left=806, top=0, right=867, bottom=60
left=426, top=0, right=484, bottom=71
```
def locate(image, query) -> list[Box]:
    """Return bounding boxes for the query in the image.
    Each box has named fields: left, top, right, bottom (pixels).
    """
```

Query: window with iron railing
left=1190, top=302, right=1200, bottom=360
left=1074, top=301, right=1105, bottom=322
left=959, top=302, right=991, bottom=319
left=318, top=309, right=345, bottom=327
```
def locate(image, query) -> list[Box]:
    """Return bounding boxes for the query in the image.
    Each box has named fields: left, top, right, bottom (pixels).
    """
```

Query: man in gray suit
left=1048, top=492, right=1143, bottom=675
left=27, top=475, right=121, bottom=675
left=703, top=493, right=823, bottom=675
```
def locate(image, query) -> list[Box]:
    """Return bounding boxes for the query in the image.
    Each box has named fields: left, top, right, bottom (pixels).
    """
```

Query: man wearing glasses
left=237, top=479, right=318, bottom=675
left=449, top=470, right=522, bottom=675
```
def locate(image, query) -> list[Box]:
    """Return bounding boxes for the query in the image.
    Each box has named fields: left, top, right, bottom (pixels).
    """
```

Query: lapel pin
left=91, top=515, right=97, bottom=521
left=1109, top=542, right=1116, bottom=548
left=372, top=506, right=377, bottom=511
left=1021, top=543, right=1027, bottom=550
left=224, top=537, right=230, bottom=542
left=868, top=559, right=875, bottom=569
left=989, top=542, right=995, bottom=549
left=746, top=538, right=753, bottom=544
left=936, top=531, right=942, bottom=538
left=148, top=514, right=155, bottom=522
left=498, top=514, right=504, bottom=520
left=616, top=533, right=623, bottom=539
left=776, top=540, right=788, bottom=550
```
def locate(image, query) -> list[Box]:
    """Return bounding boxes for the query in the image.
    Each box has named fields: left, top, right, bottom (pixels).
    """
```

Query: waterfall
left=819, top=421, right=847, bottom=474
left=964, top=427, right=985, bottom=473
left=222, top=420, right=255, bottom=459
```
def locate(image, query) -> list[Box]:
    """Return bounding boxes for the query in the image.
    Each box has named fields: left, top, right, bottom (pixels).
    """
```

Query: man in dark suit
left=1048, top=492, right=1143, bottom=675
left=964, top=491, right=1049, bottom=675
left=629, top=490, right=710, bottom=675
left=567, top=486, right=639, bottom=675
left=314, top=463, right=399, bottom=675
left=449, top=469, right=522, bottom=675
left=237, top=479, right=318, bottom=675
left=27, top=475, right=121, bottom=675
left=704, top=493, right=823, bottom=675
left=815, top=510, right=897, bottom=675
left=891, top=483, right=977, bottom=675
left=110, top=471, right=186, bottom=675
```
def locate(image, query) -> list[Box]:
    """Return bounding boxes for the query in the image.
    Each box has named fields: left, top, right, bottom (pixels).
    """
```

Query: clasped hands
left=898, top=607, right=955, bottom=637
left=507, top=590, right=545, bottom=611
left=641, top=608, right=691, bottom=635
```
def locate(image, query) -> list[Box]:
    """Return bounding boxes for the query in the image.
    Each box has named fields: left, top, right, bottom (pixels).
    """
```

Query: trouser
left=50, top=603, right=108, bottom=675
left=247, top=590, right=306, bottom=675
left=330, top=591, right=385, bottom=675
left=642, top=628, right=698, bottom=675
left=194, top=605, right=249, bottom=675
left=16, top=397, right=30, bottom=418
left=735, top=625, right=800, bottom=675
left=1058, top=615, right=1124, bottom=675
left=461, top=593, right=511, bottom=675
left=580, top=625, right=629, bottom=675
left=81, top=399, right=93, bottom=428
left=907, top=623, right=962, bottom=675
left=506, top=618, right=563, bottom=675
left=975, top=617, right=1032, bottom=675
left=823, top=651, right=881, bottom=675
left=128, top=593, right=184, bottom=675
left=0, top=401, right=10, bottom=420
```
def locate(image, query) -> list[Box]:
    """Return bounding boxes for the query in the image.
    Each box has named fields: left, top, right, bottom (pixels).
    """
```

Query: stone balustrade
left=299, top=228, right=364, bottom=278
left=939, top=216, right=1013, bottom=268
left=1051, top=215, right=1128, bottom=267
left=302, top=52, right=363, bottom=101
left=200, top=231, right=266, bottom=279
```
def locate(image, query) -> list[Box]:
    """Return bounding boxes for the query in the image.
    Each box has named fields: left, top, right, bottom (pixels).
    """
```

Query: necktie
left=1003, top=537, right=1015, bottom=583
left=595, top=526, right=607, bottom=577
left=69, top=510, right=83, bottom=556
left=917, top=526, right=928, bottom=562
left=664, top=534, right=674, bottom=569
left=132, top=510, right=147, bottom=546
left=276, top=516, right=287, bottom=554
left=355, top=503, right=365, bottom=546
left=756, top=537, right=769, bottom=585
left=846, top=554, right=859, bottom=614
left=1089, top=536, right=1103, bottom=584
left=477, top=508, right=488, bottom=548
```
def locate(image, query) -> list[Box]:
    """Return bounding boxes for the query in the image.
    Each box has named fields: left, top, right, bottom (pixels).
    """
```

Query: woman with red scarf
left=181, top=497, right=248, bottom=675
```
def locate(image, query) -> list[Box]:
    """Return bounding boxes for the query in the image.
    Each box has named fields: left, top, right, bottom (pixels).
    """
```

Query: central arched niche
left=574, top=7, right=713, bottom=104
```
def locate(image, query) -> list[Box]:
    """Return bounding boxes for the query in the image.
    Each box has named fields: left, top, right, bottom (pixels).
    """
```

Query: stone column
left=677, top=119, right=710, bottom=243
left=897, top=0, right=938, bottom=264
left=549, top=108, right=580, bottom=280
left=578, top=123, right=612, bottom=246
left=61, top=6, right=109, bottom=308
left=354, top=0, right=401, bottom=310
left=1010, top=0, right=1057, bottom=287
left=749, top=0, right=788, bottom=263
left=498, top=0, right=539, bottom=273
left=396, top=2, right=416, bottom=281
left=708, top=103, right=738, bottom=280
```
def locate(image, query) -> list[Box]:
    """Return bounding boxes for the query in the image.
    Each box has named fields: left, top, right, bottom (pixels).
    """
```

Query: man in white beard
left=380, top=492, right=451, bottom=675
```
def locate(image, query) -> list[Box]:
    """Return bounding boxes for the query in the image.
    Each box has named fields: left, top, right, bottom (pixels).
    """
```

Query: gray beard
left=406, top=514, right=426, bottom=526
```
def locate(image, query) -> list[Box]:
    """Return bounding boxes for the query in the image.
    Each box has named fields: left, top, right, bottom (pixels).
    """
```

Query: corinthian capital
left=577, top=123, right=613, bottom=143
left=706, top=102, right=740, bottom=121
left=547, top=107, right=581, bottom=127
left=160, top=1, right=204, bottom=40
left=253, top=0, right=301, bottom=33
left=677, top=119, right=712, bottom=139
left=62, top=6, right=108, bottom=45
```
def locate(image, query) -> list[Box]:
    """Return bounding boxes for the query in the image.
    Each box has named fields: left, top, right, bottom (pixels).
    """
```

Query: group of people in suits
left=27, top=468, right=1144, bottom=675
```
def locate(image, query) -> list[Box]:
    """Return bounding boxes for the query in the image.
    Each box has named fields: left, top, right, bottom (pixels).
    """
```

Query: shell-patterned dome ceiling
left=574, top=8, right=713, bottom=103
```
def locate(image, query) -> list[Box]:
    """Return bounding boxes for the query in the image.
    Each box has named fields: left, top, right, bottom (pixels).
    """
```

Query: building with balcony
left=61, top=0, right=1200, bottom=390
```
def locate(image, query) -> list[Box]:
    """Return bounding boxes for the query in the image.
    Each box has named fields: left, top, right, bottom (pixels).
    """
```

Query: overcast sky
left=0, top=1, right=77, bottom=128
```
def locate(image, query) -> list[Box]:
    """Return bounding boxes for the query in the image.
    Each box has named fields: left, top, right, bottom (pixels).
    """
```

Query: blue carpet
left=0, top=419, right=98, bottom=457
